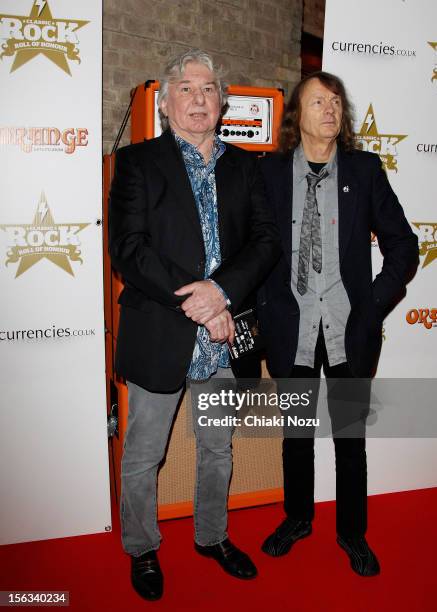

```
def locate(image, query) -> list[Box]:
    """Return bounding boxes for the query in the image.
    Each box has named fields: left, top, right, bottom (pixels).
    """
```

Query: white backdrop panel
left=0, top=0, right=110, bottom=545
left=314, top=0, right=437, bottom=500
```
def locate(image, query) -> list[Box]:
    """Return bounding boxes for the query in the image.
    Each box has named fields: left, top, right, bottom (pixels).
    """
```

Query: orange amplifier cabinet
left=104, top=81, right=284, bottom=516
left=103, top=152, right=125, bottom=504
left=131, top=80, right=284, bottom=150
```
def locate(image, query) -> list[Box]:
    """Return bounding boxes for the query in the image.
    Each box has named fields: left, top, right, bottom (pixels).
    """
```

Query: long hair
left=279, top=71, right=356, bottom=153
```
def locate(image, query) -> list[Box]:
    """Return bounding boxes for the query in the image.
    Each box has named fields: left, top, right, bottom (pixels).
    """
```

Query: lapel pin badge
left=343, top=185, right=350, bottom=193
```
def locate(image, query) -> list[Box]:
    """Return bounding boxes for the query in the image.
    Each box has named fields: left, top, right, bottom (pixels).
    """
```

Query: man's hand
left=204, top=310, right=235, bottom=344
left=175, top=280, right=227, bottom=324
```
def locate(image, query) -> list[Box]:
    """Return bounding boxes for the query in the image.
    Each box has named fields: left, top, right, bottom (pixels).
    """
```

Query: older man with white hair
left=109, top=49, right=280, bottom=600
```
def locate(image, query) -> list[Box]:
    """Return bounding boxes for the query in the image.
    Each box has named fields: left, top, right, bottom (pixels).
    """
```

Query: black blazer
left=109, top=130, right=281, bottom=392
left=257, top=147, right=419, bottom=378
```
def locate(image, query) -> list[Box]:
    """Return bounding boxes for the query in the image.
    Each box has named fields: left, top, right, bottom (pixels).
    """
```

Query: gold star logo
left=0, top=191, right=89, bottom=277
left=0, top=1, right=89, bottom=75
left=428, top=42, right=437, bottom=82
left=412, top=221, right=437, bottom=268
left=355, top=104, right=407, bottom=172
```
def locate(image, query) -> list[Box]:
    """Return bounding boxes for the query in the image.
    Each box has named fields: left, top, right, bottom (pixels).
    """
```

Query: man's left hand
left=174, top=280, right=227, bottom=324
left=205, top=310, right=235, bottom=344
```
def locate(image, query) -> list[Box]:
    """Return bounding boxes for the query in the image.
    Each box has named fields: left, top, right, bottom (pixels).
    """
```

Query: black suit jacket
left=109, top=130, right=281, bottom=392
left=257, top=147, right=419, bottom=378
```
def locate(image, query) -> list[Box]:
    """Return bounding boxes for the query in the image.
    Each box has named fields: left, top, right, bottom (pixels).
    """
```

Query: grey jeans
left=121, top=367, right=235, bottom=556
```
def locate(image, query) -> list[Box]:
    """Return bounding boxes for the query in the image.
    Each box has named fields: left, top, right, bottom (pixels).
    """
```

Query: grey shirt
left=291, top=144, right=351, bottom=367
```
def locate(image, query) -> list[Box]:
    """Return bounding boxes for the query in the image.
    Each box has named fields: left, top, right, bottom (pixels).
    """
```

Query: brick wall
left=103, top=0, right=303, bottom=153
left=303, top=0, right=325, bottom=38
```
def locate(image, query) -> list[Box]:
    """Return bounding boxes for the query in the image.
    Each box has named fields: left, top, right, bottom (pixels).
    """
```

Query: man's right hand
left=204, top=310, right=235, bottom=344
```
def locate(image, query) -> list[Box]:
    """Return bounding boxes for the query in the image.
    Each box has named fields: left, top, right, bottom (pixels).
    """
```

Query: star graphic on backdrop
left=355, top=104, right=407, bottom=172
left=412, top=222, right=437, bottom=268
left=428, top=42, right=437, bottom=82
left=0, top=1, right=89, bottom=75
left=0, top=191, right=89, bottom=277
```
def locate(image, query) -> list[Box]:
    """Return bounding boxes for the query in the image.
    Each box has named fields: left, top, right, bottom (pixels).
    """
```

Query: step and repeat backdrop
left=316, top=0, right=437, bottom=500
left=0, top=0, right=435, bottom=545
left=0, top=1, right=110, bottom=545
left=324, top=0, right=436, bottom=378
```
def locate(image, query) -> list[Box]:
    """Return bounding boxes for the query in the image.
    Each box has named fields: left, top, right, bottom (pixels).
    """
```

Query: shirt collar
left=173, top=131, right=225, bottom=169
left=293, top=142, right=337, bottom=183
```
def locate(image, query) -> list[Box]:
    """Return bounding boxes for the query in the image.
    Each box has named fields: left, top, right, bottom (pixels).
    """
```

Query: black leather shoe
left=131, top=550, right=163, bottom=601
left=195, top=538, right=257, bottom=579
left=337, top=535, right=380, bottom=577
left=261, top=518, right=312, bottom=557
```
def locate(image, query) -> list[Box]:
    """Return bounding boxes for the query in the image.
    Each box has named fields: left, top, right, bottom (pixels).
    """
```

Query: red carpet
left=1, top=488, right=436, bottom=611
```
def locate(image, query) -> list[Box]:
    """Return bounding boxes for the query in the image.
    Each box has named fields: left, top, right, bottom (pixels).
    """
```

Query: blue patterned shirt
left=174, top=132, right=230, bottom=380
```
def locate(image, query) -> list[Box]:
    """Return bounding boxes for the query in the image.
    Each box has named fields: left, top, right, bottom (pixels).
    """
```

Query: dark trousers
left=283, top=325, right=369, bottom=536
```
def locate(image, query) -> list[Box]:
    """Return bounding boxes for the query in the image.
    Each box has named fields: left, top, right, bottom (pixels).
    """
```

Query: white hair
left=157, top=48, right=228, bottom=130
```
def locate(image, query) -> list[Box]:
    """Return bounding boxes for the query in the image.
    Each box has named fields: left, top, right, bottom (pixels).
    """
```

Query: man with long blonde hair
left=258, top=71, right=418, bottom=576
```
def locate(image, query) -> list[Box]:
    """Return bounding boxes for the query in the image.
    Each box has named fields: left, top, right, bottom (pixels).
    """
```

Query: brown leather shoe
left=131, top=550, right=163, bottom=601
left=195, top=538, right=257, bottom=579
